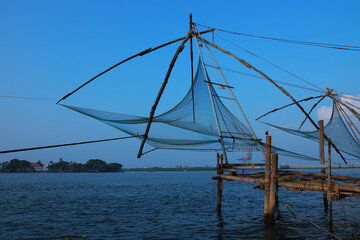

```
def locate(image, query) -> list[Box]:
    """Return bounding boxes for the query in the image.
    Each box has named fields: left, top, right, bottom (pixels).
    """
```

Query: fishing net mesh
left=62, top=59, right=317, bottom=160
left=264, top=101, right=360, bottom=159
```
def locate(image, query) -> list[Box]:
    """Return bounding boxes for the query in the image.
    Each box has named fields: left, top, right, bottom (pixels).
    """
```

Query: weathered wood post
left=264, top=135, right=271, bottom=223
left=319, top=120, right=329, bottom=211
left=268, top=152, right=278, bottom=223
left=217, top=153, right=223, bottom=211
left=328, top=138, right=333, bottom=231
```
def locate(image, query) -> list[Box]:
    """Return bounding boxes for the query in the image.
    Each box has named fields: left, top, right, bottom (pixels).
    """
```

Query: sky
left=0, top=0, right=359, bottom=168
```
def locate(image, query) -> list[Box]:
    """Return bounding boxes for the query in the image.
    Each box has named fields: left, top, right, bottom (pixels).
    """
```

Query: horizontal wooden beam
left=204, top=80, right=234, bottom=88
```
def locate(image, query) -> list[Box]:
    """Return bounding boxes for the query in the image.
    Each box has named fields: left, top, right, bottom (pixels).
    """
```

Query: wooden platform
left=213, top=170, right=360, bottom=200
left=212, top=134, right=360, bottom=224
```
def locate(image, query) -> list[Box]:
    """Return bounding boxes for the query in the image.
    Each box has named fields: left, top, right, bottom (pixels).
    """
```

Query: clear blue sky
left=0, top=0, right=359, bottom=167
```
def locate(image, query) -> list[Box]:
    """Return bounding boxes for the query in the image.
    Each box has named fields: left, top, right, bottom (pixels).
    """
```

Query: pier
left=213, top=133, right=360, bottom=225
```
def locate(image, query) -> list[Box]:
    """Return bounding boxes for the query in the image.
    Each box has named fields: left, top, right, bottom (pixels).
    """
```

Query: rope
left=195, top=23, right=360, bottom=51
left=141, top=147, right=158, bottom=155
left=214, top=34, right=325, bottom=92
left=0, top=95, right=56, bottom=101
left=272, top=180, right=343, bottom=240
left=204, top=63, right=323, bottom=93
left=0, top=136, right=140, bottom=154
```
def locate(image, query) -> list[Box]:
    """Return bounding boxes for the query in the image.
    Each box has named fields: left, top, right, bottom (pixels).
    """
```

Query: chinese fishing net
left=263, top=101, right=360, bottom=159
left=61, top=58, right=317, bottom=160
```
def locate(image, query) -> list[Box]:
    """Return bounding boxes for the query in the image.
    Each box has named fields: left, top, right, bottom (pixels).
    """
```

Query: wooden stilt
left=264, top=136, right=271, bottom=223
left=217, top=153, right=223, bottom=211
left=268, top=152, right=278, bottom=223
left=328, top=138, right=333, bottom=231
left=319, top=120, right=329, bottom=211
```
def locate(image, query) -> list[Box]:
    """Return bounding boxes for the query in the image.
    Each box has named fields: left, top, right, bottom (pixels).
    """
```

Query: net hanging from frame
left=62, top=58, right=316, bottom=160
left=263, top=101, right=360, bottom=159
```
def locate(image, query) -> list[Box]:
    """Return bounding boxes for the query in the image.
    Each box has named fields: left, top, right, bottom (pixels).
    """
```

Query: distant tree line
left=0, top=158, right=123, bottom=172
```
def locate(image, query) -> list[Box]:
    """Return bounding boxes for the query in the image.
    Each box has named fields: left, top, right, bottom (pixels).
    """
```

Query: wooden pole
left=298, top=94, right=328, bottom=130
left=269, top=152, right=278, bottom=223
left=189, top=13, right=195, bottom=123
left=137, top=31, right=192, bottom=158
left=319, top=120, right=329, bottom=211
left=221, top=154, right=224, bottom=173
left=217, top=154, right=223, bottom=211
left=328, top=138, right=333, bottom=231
left=264, top=135, right=271, bottom=223
left=57, top=29, right=214, bottom=104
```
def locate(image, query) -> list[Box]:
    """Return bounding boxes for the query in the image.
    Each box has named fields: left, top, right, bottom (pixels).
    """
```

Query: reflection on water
left=0, top=171, right=359, bottom=239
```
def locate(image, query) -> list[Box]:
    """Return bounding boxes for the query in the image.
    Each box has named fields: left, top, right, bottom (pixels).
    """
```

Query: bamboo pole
left=336, top=102, right=360, bottom=144
left=221, top=154, right=224, bottom=173
left=269, top=152, right=278, bottom=223
left=213, top=172, right=360, bottom=193
left=57, top=29, right=214, bottom=104
left=217, top=154, right=223, bottom=211
left=277, top=180, right=360, bottom=193
left=194, top=30, right=229, bottom=163
left=319, top=120, right=329, bottom=211
left=328, top=138, right=333, bottom=230
left=328, top=93, right=360, bottom=122
left=256, top=95, right=324, bottom=121
left=189, top=14, right=195, bottom=123
left=196, top=29, right=266, bottom=159
left=199, top=37, right=346, bottom=164
left=137, top=31, right=192, bottom=158
left=264, top=136, right=271, bottom=223
left=214, top=175, right=360, bottom=193
left=298, top=93, right=329, bottom=130
left=212, top=175, right=265, bottom=184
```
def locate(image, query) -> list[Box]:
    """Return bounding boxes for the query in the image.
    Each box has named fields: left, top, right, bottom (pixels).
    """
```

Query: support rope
left=0, top=136, right=139, bottom=154
left=195, top=23, right=360, bottom=51
left=214, top=34, right=325, bottom=92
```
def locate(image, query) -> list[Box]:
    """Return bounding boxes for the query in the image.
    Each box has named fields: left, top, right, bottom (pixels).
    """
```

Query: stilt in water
left=319, top=120, right=329, bottom=211
left=328, top=138, right=333, bottom=232
left=268, top=152, right=278, bottom=223
left=217, top=153, right=223, bottom=211
left=264, top=135, right=271, bottom=223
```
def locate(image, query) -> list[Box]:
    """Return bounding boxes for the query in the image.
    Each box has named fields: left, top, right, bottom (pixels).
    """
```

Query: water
left=0, top=171, right=359, bottom=239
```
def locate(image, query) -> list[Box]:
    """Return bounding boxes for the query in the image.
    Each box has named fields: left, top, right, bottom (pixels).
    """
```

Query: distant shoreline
left=0, top=167, right=216, bottom=173
left=124, top=167, right=216, bottom=172
left=0, top=170, right=124, bottom=173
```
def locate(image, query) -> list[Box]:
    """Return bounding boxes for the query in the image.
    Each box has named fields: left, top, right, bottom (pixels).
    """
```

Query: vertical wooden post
left=319, top=120, right=329, bottom=211
left=220, top=154, right=224, bottom=173
left=328, top=138, right=333, bottom=231
left=264, top=136, right=271, bottom=223
left=189, top=13, right=195, bottom=123
left=217, top=153, right=223, bottom=211
left=268, top=152, right=278, bottom=223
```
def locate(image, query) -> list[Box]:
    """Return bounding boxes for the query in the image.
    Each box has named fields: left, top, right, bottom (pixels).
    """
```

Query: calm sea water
left=0, top=170, right=359, bottom=239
